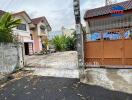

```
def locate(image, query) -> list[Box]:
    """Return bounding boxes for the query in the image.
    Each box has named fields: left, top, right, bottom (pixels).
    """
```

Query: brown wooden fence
left=84, top=39, right=132, bottom=68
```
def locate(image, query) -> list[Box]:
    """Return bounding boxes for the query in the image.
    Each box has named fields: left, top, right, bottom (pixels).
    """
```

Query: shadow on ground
left=0, top=76, right=132, bottom=100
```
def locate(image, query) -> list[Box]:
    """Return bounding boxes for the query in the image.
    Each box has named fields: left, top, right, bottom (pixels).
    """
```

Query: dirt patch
left=0, top=70, right=34, bottom=90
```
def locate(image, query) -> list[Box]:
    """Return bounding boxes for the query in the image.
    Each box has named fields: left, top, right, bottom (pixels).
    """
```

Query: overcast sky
left=0, top=0, right=126, bottom=31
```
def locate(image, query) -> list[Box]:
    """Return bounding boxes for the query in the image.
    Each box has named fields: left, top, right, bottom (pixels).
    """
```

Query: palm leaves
left=52, top=35, right=67, bottom=51
left=0, top=12, right=21, bottom=42
left=52, top=34, right=77, bottom=51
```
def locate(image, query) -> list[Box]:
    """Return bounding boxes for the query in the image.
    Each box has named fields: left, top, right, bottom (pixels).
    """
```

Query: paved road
left=0, top=76, right=132, bottom=100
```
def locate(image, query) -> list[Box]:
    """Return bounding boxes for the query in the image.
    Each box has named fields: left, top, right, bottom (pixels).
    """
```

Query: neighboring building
left=84, top=0, right=132, bottom=36
left=13, top=11, right=34, bottom=55
left=0, top=10, right=52, bottom=54
left=48, top=31, right=63, bottom=40
left=84, top=0, right=132, bottom=66
left=0, top=10, right=5, bottom=16
left=61, top=27, right=75, bottom=37
left=31, top=17, right=52, bottom=53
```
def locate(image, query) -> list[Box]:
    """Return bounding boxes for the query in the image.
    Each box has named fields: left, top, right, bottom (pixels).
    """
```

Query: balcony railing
left=37, top=30, right=47, bottom=36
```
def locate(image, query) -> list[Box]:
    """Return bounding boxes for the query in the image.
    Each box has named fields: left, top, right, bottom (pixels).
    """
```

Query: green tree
left=0, top=12, right=21, bottom=42
left=52, top=35, right=67, bottom=51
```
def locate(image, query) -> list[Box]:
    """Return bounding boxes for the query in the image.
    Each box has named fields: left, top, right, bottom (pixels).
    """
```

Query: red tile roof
left=84, top=0, right=132, bottom=19
left=13, top=11, right=32, bottom=22
left=32, top=17, right=44, bottom=24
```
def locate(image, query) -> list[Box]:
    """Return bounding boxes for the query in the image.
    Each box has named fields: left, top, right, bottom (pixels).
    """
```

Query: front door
left=24, top=43, right=29, bottom=55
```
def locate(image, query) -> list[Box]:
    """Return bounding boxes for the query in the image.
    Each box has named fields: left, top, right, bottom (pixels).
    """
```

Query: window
left=30, top=34, right=33, bottom=40
left=17, top=24, right=27, bottom=31
left=40, top=25, right=45, bottom=30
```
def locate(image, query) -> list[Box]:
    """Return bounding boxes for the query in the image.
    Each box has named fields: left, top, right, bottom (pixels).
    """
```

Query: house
left=0, top=10, right=34, bottom=55
left=31, top=17, right=52, bottom=53
left=13, top=11, right=34, bottom=55
left=0, top=10, right=52, bottom=54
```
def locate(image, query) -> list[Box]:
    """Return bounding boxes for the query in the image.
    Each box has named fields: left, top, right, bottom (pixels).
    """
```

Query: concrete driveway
left=24, top=51, right=79, bottom=78
left=25, top=51, right=78, bottom=69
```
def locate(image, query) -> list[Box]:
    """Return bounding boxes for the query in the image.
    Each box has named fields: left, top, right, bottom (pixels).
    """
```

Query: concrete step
left=24, top=67, right=79, bottom=79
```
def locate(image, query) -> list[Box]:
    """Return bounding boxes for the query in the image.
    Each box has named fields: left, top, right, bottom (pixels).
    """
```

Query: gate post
left=17, top=43, right=24, bottom=69
left=73, top=0, right=84, bottom=68
left=101, top=32, right=104, bottom=66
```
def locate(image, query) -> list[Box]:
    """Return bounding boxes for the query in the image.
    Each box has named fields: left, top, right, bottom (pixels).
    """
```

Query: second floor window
left=17, top=24, right=27, bottom=31
left=30, top=34, right=33, bottom=40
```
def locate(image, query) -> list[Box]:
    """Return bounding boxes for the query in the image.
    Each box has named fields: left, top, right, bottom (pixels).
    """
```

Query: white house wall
left=13, top=15, right=32, bottom=42
left=37, top=22, right=49, bottom=36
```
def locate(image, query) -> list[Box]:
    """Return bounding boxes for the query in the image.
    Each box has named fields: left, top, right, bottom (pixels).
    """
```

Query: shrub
left=66, top=31, right=77, bottom=51
left=0, top=13, right=21, bottom=43
left=52, top=35, right=67, bottom=51
left=52, top=32, right=76, bottom=51
left=65, top=36, right=76, bottom=51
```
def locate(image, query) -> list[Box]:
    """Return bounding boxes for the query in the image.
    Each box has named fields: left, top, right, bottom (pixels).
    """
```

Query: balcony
left=13, top=29, right=31, bottom=37
left=38, top=25, right=48, bottom=36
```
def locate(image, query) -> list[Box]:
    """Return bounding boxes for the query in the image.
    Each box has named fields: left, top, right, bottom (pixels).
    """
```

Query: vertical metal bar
left=121, top=29, right=125, bottom=67
left=101, top=31, right=104, bottom=66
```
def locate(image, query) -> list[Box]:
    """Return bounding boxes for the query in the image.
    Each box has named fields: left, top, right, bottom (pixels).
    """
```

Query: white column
left=86, top=21, right=91, bottom=41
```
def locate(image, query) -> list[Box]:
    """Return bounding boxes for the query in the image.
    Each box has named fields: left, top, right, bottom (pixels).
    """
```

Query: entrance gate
left=85, top=38, right=132, bottom=68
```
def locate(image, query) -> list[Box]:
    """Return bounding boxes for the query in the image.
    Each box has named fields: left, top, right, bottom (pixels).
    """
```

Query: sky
left=0, top=0, right=126, bottom=31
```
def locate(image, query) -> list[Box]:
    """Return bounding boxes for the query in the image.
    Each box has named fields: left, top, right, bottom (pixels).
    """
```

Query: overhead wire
left=1, top=0, right=13, bottom=10
left=0, top=0, right=25, bottom=13
left=0, top=0, right=9, bottom=10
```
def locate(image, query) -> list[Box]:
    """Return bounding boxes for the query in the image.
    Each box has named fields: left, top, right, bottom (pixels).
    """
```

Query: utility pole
left=73, top=0, right=84, bottom=68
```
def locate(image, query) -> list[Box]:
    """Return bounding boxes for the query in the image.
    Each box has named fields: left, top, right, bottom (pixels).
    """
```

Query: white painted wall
left=12, top=15, right=32, bottom=42
left=0, top=43, right=24, bottom=73
left=62, top=28, right=75, bottom=37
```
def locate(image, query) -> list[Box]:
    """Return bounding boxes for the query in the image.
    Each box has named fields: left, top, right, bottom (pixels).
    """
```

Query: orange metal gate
left=84, top=39, right=132, bottom=68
